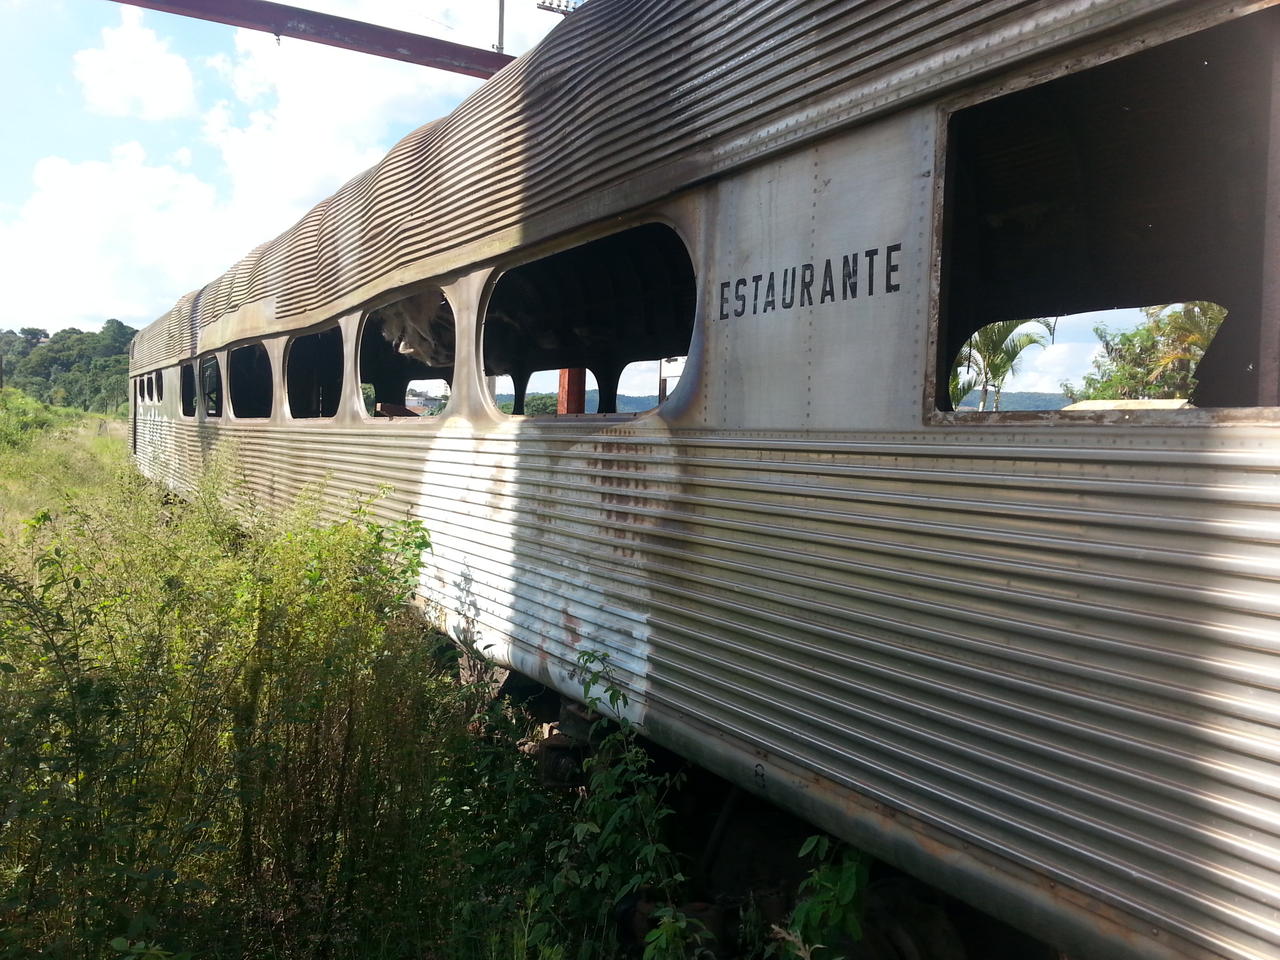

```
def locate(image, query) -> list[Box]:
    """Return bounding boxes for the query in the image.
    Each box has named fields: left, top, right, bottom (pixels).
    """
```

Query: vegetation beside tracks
left=0, top=398, right=858, bottom=960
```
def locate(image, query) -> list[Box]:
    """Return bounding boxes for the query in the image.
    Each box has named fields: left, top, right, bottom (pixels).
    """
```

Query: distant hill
left=495, top=390, right=659, bottom=413
left=957, top=390, right=1069, bottom=411
left=495, top=389, right=1070, bottom=414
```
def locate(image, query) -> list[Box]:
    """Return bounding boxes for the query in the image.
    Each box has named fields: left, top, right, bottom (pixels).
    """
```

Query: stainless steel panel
left=130, top=0, right=1264, bottom=372
left=132, top=408, right=1280, bottom=960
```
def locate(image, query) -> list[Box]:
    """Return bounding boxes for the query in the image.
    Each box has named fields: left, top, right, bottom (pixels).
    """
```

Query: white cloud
left=0, top=143, right=234, bottom=332
left=618, top=361, right=660, bottom=396
left=197, top=1, right=559, bottom=255
left=3, top=2, right=564, bottom=334
left=1004, top=341, right=1104, bottom=393
left=74, top=7, right=196, bottom=121
left=1048, top=307, right=1146, bottom=345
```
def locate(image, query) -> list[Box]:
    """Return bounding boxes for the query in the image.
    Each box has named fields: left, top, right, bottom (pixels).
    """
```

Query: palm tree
left=951, top=318, right=1055, bottom=411
left=1147, top=301, right=1225, bottom=388
left=949, top=363, right=978, bottom=411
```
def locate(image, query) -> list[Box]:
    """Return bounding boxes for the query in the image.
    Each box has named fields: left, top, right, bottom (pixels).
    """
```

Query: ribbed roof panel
left=130, top=0, right=1217, bottom=371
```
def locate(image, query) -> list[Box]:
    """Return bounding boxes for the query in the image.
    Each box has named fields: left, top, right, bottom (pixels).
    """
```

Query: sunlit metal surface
left=130, top=2, right=1280, bottom=959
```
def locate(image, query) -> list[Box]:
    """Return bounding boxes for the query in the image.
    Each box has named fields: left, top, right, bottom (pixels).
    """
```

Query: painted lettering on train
left=718, top=244, right=902, bottom=321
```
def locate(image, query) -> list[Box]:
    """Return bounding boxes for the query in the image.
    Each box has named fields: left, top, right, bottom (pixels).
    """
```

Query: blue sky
left=996, top=310, right=1141, bottom=394
left=0, top=0, right=557, bottom=334
left=0, top=0, right=1134, bottom=395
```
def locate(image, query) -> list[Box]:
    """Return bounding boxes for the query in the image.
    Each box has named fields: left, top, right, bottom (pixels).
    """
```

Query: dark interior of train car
left=180, top=362, right=196, bottom=416
left=358, top=289, right=455, bottom=417
left=228, top=343, right=273, bottom=419
left=938, top=12, right=1277, bottom=410
left=199, top=355, right=222, bottom=418
left=286, top=326, right=344, bottom=419
left=482, top=222, right=696, bottom=416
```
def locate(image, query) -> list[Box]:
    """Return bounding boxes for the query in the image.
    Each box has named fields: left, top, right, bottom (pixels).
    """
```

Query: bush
left=0, top=387, right=72, bottom=449
left=1, top=406, right=878, bottom=960
left=0, top=464, right=468, bottom=958
left=0, top=445, right=697, bottom=959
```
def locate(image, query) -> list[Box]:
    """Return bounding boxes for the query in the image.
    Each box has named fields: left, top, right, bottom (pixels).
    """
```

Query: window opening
left=946, top=306, right=1230, bottom=411
left=405, top=379, right=450, bottom=416
left=938, top=14, right=1272, bottom=411
left=483, top=222, right=696, bottom=416
left=613, top=358, right=683, bottom=412
left=490, top=371, right=605, bottom=415
left=180, top=362, right=196, bottom=417
left=200, top=355, right=222, bottom=418
left=135, top=378, right=143, bottom=402
left=229, top=343, right=273, bottom=419
left=145, top=375, right=154, bottom=402
left=358, top=290, right=454, bottom=418
left=286, top=326, right=343, bottom=419
left=154, top=370, right=163, bottom=402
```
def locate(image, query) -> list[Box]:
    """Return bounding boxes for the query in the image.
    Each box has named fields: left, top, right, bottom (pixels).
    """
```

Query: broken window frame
left=481, top=219, right=697, bottom=421
left=356, top=285, right=456, bottom=422
left=200, top=354, right=223, bottom=419
left=929, top=11, right=1280, bottom=424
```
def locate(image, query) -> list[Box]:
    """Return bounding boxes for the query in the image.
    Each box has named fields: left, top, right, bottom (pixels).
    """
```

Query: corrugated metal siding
left=130, top=0, right=1240, bottom=372
left=131, top=414, right=1280, bottom=960
left=124, top=2, right=1280, bottom=956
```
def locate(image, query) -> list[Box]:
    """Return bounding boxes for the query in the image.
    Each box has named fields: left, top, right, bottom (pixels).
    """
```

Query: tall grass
left=0, top=389, right=124, bottom=537
left=0, top=409, right=696, bottom=960
left=0, top=387, right=71, bottom=449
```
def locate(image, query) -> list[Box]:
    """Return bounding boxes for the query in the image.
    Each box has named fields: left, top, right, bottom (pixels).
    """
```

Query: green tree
left=4, top=321, right=135, bottom=412
left=948, top=365, right=978, bottom=411
left=523, top=393, right=558, bottom=416
left=952, top=318, right=1054, bottom=411
left=1062, top=302, right=1224, bottom=402
left=0, top=329, right=43, bottom=389
left=96, top=318, right=134, bottom=357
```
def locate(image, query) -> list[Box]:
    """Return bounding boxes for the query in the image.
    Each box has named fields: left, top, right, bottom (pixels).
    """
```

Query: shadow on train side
left=932, top=24, right=1280, bottom=957
left=453, top=10, right=1280, bottom=960
left=472, top=219, right=698, bottom=720
left=938, top=15, right=1276, bottom=410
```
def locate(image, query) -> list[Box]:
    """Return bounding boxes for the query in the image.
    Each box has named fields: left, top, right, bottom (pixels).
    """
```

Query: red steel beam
left=557, top=368, right=586, bottom=415
left=106, top=0, right=514, bottom=78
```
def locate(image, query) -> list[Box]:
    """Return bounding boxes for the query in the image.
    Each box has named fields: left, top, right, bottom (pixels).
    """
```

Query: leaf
left=0, top=662, right=16, bottom=673
left=109, top=938, right=132, bottom=953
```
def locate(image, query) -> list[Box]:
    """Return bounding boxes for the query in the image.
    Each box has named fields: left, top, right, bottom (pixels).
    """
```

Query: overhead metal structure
left=535, top=0, right=579, bottom=14
left=106, top=0, right=514, bottom=78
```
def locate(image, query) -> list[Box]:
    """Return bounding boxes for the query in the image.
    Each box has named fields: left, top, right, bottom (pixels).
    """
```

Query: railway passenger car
left=130, top=2, right=1280, bottom=957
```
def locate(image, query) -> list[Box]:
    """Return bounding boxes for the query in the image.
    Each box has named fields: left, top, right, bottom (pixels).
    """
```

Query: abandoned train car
left=130, top=1, right=1280, bottom=958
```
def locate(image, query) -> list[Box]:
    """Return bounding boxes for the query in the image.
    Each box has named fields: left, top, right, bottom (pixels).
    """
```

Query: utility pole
left=495, top=0, right=505, bottom=54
